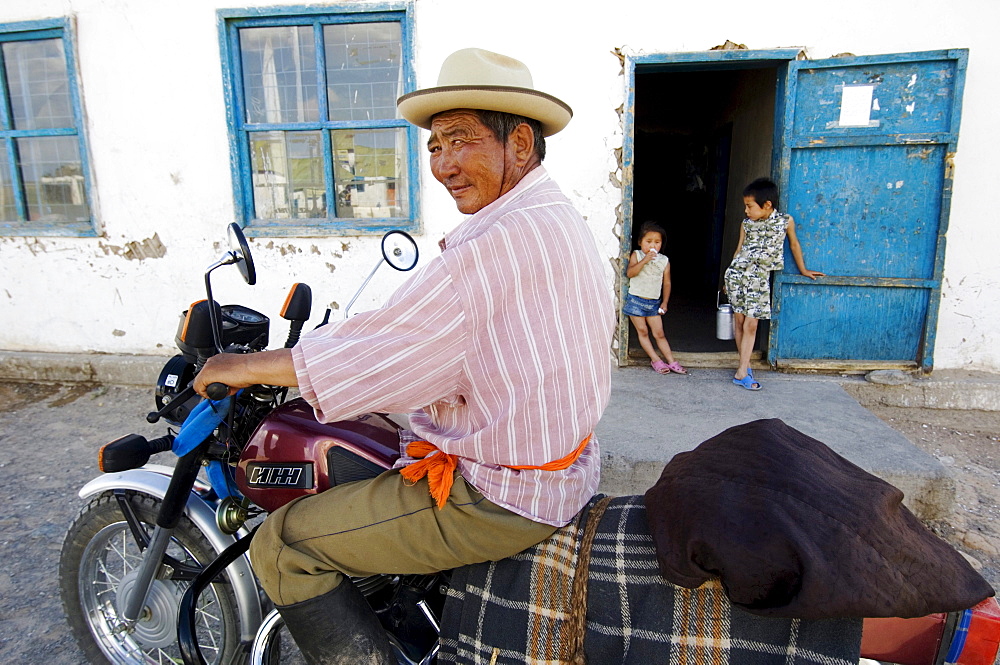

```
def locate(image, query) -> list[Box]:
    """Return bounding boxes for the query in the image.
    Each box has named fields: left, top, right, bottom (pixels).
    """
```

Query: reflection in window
left=250, top=131, right=326, bottom=219
left=223, top=9, right=414, bottom=232
left=240, top=27, right=318, bottom=124
left=0, top=140, right=15, bottom=222
left=324, top=23, right=401, bottom=122
left=17, top=136, right=87, bottom=222
left=0, top=22, right=92, bottom=234
left=5, top=38, right=74, bottom=130
left=332, top=128, right=406, bottom=218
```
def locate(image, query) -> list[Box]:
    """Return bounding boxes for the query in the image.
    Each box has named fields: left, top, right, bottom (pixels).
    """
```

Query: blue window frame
left=0, top=18, right=95, bottom=237
left=218, top=4, right=419, bottom=237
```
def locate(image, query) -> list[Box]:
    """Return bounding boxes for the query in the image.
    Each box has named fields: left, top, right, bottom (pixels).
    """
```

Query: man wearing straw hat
left=196, top=48, right=613, bottom=663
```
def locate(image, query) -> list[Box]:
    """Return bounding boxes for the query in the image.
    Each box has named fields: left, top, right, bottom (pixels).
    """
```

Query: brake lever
left=147, top=385, right=196, bottom=423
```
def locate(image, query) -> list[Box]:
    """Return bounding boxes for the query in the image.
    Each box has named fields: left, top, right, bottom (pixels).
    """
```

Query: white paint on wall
left=0, top=0, right=997, bottom=371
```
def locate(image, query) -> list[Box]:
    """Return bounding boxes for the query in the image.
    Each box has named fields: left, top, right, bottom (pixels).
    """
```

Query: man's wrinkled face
left=428, top=110, right=510, bottom=214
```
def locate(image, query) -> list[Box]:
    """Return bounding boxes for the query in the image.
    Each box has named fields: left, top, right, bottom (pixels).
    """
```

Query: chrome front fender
left=78, top=465, right=264, bottom=642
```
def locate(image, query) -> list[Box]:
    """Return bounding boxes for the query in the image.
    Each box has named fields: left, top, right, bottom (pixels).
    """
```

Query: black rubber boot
left=277, top=580, right=396, bottom=665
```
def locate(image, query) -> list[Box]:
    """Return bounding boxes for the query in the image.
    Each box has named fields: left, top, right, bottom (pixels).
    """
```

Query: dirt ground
left=845, top=390, right=1000, bottom=590
left=0, top=382, right=165, bottom=664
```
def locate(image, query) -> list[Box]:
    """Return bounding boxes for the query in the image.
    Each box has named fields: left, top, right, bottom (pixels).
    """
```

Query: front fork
left=115, top=441, right=211, bottom=630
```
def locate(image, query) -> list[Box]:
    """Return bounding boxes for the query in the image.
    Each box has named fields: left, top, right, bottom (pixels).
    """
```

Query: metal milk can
left=716, top=291, right=734, bottom=340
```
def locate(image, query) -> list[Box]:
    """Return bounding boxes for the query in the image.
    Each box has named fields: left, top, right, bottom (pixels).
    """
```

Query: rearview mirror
left=227, top=223, right=257, bottom=285
left=381, top=230, right=419, bottom=272
left=344, top=230, right=420, bottom=318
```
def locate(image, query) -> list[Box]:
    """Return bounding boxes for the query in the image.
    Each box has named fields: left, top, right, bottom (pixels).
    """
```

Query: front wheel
left=59, top=490, right=242, bottom=664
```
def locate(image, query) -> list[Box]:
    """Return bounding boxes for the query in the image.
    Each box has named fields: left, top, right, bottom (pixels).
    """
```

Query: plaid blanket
left=437, top=495, right=861, bottom=664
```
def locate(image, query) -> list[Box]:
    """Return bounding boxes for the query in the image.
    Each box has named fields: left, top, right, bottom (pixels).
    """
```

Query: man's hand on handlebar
left=193, top=348, right=298, bottom=398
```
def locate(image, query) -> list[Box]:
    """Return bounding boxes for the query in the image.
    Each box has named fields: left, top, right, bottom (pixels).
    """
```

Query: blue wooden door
left=770, top=50, right=967, bottom=372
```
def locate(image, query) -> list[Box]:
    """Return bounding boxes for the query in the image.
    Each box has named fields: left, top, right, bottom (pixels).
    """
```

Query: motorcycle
left=59, top=223, right=437, bottom=664
left=59, top=224, right=1000, bottom=665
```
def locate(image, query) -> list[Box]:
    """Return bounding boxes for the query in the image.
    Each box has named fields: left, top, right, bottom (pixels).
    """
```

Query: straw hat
left=396, top=48, right=572, bottom=136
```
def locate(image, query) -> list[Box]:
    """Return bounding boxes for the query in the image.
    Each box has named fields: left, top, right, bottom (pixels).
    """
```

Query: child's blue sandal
left=733, top=373, right=761, bottom=391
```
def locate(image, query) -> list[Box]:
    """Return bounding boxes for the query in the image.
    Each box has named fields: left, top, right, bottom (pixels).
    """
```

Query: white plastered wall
left=0, top=0, right=996, bottom=370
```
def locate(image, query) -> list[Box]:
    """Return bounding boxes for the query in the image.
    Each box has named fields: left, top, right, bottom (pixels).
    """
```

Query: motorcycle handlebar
left=205, top=382, right=230, bottom=401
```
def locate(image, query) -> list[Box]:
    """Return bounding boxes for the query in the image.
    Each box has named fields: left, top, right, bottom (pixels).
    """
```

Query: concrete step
left=595, top=367, right=955, bottom=521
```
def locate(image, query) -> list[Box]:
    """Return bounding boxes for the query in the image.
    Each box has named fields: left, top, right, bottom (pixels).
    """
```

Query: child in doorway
left=724, top=178, right=824, bottom=390
left=624, top=221, right=687, bottom=375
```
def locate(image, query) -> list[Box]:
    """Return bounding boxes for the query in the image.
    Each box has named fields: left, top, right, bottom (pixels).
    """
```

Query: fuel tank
left=236, top=398, right=401, bottom=512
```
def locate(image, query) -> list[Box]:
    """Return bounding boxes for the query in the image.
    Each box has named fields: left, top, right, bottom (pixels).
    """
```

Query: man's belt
left=400, top=435, right=592, bottom=509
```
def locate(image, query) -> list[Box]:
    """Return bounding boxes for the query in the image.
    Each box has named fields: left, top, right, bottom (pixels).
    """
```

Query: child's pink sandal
left=651, top=360, right=671, bottom=374
left=665, top=361, right=688, bottom=374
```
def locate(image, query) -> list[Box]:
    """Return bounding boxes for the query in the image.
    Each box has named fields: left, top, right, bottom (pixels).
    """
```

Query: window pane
left=324, top=23, right=402, bottom=122
left=3, top=38, right=74, bottom=130
left=249, top=131, right=326, bottom=219
left=332, top=128, right=407, bottom=218
left=0, top=140, right=16, bottom=221
left=16, top=136, right=87, bottom=222
left=240, top=26, right=318, bottom=124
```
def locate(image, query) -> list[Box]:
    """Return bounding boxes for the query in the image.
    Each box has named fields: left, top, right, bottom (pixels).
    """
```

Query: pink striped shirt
left=292, top=167, right=614, bottom=526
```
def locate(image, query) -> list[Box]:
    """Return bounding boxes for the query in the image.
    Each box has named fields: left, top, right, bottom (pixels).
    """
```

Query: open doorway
left=627, top=63, right=778, bottom=363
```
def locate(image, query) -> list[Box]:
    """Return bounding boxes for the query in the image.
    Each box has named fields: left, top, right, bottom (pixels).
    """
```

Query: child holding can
left=624, top=221, right=687, bottom=375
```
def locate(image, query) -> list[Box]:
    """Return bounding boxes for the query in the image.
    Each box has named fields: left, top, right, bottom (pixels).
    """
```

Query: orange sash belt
left=400, top=434, right=592, bottom=509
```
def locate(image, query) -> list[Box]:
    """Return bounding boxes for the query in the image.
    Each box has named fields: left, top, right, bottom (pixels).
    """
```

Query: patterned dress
left=723, top=210, right=789, bottom=319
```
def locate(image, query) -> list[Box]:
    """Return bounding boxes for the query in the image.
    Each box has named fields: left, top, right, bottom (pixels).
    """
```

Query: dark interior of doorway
left=629, top=64, right=779, bottom=358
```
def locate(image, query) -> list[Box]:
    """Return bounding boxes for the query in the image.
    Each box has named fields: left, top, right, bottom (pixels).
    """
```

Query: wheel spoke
left=197, top=606, right=221, bottom=624
left=97, top=560, right=121, bottom=586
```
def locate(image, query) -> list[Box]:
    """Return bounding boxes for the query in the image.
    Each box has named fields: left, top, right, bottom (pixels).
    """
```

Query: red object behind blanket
left=860, top=598, right=1000, bottom=665
left=861, top=613, right=947, bottom=665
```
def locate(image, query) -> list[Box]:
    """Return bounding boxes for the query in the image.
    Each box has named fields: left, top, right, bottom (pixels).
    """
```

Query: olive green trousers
left=249, top=470, right=558, bottom=605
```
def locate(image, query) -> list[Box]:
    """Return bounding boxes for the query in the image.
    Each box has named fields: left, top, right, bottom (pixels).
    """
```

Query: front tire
left=59, top=491, right=241, bottom=664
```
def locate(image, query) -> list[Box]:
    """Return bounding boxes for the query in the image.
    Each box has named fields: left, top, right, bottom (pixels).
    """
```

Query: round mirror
left=381, top=230, right=419, bottom=272
left=227, top=223, right=257, bottom=285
